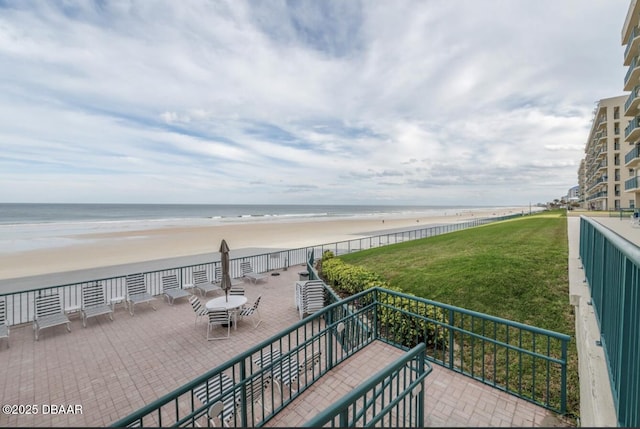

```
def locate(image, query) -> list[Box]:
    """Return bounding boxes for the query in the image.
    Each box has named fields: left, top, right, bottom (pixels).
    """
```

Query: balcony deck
left=0, top=265, right=562, bottom=427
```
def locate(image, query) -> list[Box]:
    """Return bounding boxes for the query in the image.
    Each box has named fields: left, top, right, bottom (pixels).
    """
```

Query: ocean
left=0, top=203, right=499, bottom=253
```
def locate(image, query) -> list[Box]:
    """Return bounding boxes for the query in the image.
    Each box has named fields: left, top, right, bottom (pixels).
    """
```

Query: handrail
left=303, top=343, right=430, bottom=427
left=579, top=216, right=640, bottom=427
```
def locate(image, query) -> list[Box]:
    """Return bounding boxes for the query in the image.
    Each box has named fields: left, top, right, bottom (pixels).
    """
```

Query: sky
left=0, top=0, right=632, bottom=206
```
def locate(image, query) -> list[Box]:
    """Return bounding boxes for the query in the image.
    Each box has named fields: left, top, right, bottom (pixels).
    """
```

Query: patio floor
left=0, top=265, right=564, bottom=427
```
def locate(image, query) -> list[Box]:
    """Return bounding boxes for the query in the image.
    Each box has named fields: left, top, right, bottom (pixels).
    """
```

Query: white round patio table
left=205, top=295, right=248, bottom=330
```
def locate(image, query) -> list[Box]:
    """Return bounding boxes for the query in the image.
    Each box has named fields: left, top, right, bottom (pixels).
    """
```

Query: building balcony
left=626, top=175, right=640, bottom=192
left=624, top=27, right=640, bottom=66
left=625, top=116, right=640, bottom=140
left=595, top=146, right=607, bottom=161
left=586, top=191, right=608, bottom=201
left=625, top=145, right=640, bottom=167
left=587, top=176, right=608, bottom=192
left=625, top=56, right=640, bottom=91
left=626, top=85, right=640, bottom=116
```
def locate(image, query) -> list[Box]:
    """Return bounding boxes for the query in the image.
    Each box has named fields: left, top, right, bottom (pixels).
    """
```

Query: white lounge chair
left=0, top=298, right=9, bottom=348
left=161, top=274, right=191, bottom=305
left=241, top=262, right=267, bottom=284
left=126, top=273, right=157, bottom=316
left=214, top=266, right=243, bottom=287
left=192, top=270, right=218, bottom=297
left=34, top=293, right=71, bottom=340
left=193, top=373, right=240, bottom=427
left=296, top=280, right=326, bottom=319
left=81, top=282, right=114, bottom=328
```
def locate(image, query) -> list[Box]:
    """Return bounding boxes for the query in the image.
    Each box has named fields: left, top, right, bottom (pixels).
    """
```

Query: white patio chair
left=189, top=295, right=208, bottom=327
left=238, top=295, right=262, bottom=328
left=34, top=293, right=71, bottom=340
left=240, top=262, right=268, bottom=284
left=207, top=308, right=231, bottom=340
left=126, top=273, right=156, bottom=316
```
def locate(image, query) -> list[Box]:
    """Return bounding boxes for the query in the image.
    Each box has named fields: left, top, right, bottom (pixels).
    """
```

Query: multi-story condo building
left=622, top=0, right=640, bottom=209
left=581, top=95, right=632, bottom=210
left=577, top=160, right=586, bottom=206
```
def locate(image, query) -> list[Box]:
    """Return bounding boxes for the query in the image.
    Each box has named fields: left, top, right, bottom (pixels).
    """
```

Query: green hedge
left=320, top=255, right=447, bottom=350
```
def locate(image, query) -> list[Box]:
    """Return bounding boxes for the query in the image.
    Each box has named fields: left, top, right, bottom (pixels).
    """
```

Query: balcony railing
left=625, top=116, right=640, bottom=139
left=586, top=191, right=608, bottom=201
left=625, top=85, right=640, bottom=115
left=624, top=26, right=640, bottom=64
left=626, top=175, right=639, bottom=191
left=112, top=285, right=569, bottom=427
left=625, top=56, right=639, bottom=88
left=625, top=145, right=640, bottom=165
left=579, top=217, right=640, bottom=428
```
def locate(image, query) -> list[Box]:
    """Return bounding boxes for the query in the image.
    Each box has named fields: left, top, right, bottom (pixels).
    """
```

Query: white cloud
left=0, top=0, right=630, bottom=205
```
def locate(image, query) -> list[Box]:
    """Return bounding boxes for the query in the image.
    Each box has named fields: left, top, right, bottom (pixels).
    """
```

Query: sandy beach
left=0, top=207, right=529, bottom=280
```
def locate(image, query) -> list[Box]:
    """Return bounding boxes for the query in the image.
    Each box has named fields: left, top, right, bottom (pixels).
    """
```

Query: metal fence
left=1, top=213, right=523, bottom=327
left=303, top=343, right=430, bottom=428
left=579, top=216, right=640, bottom=427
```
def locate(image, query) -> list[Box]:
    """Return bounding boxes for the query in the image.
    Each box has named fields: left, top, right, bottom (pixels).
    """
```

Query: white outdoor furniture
left=238, top=296, right=262, bottom=328
left=206, top=295, right=247, bottom=331
left=240, top=262, right=268, bottom=284
left=295, top=280, right=326, bottom=319
left=126, top=273, right=157, bottom=316
left=190, top=270, right=218, bottom=297
left=205, top=295, right=248, bottom=313
left=207, top=308, right=232, bottom=340
left=193, top=372, right=240, bottom=426
left=161, top=274, right=191, bottom=305
left=34, top=293, right=71, bottom=341
left=81, top=282, right=114, bottom=328
left=189, top=295, right=209, bottom=327
left=0, top=298, right=9, bottom=348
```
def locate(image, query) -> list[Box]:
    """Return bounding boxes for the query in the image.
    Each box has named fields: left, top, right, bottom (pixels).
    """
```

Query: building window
left=614, top=106, right=620, bottom=119
left=614, top=122, right=620, bottom=134
left=615, top=200, right=621, bottom=209
left=631, top=200, right=636, bottom=209
left=614, top=154, right=620, bottom=165
left=615, top=184, right=621, bottom=197
left=614, top=138, right=620, bottom=150
left=615, top=169, right=620, bottom=181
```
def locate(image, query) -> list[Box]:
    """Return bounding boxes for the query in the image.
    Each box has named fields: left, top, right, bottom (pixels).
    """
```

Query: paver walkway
left=0, top=265, right=564, bottom=427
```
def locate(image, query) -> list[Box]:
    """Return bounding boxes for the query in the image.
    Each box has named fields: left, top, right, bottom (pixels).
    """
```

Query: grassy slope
left=339, top=211, right=578, bottom=418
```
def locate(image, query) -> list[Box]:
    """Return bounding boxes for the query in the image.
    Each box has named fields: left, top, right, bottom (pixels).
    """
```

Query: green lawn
left=339, top=211, right=578, bottom=419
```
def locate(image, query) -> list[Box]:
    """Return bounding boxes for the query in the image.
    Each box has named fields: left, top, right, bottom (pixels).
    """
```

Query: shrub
left=319, top=257, right=447, bottom=350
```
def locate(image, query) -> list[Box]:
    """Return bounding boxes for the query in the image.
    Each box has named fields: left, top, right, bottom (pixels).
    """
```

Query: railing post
left=448, top=309, right=455, bottom=369
left=326, top=308, right=334, bottom=371
left=371, top=288, right=378, bottom=341
left=239, top=360, right=247, bottom=427
left=561, top=338, right=567, bottom=414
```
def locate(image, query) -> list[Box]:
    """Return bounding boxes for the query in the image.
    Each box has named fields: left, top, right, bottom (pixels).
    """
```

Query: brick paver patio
left=0, top=265, right=564, bottom=427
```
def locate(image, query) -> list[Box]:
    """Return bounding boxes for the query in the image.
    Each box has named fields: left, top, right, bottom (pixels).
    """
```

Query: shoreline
left=0, top=207, right=532, bottom=280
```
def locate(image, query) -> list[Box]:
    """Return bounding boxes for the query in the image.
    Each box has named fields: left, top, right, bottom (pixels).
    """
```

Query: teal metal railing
left=111, top=288, right=377, bottom=428
left=625, top=116, right=640, bottom=139
left=303, top=343, right=431, bottom=428
left=1, top=213, right=525, bottom=327
left=112, top=284, right=569, bottom=427
left=372, top=288, right=569, bottom=414
left=625, top=56, right=639, bottom=88
left=625, top=175, right=639, bottom=191
left=579, top=216, right=640, bottom=428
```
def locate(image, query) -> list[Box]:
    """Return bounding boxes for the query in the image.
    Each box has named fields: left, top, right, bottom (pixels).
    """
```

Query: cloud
left=0, top=0, right=630, bottom=205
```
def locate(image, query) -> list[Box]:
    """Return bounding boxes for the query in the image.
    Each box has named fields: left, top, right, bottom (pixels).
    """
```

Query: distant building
left=567, top=185, right=579, bottom=202
left=620, top=1, right=640, bottom=209
left=579, top=96, right=633, bottom=210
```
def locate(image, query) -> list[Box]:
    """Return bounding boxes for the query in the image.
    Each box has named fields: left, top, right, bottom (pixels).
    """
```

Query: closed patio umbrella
left=219, top=239, right=232, bottom=302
